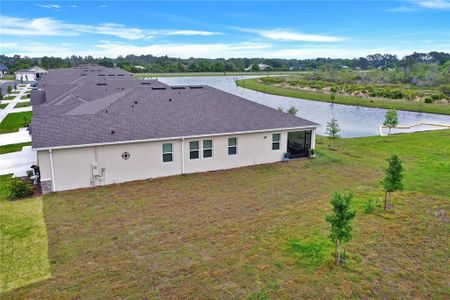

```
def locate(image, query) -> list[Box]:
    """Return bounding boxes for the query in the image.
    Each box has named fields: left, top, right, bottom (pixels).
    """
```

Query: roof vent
left=189, top=85, right=203, bottom=89
left=111, top=130, right=115, bottom=134
left=80, top=74, right=87, bottom=76
left=98, top=74, right=106, bottom=76
left=134, top=101, right=138, bottom=104
left=171, top=86, right=185, bottom=90
left=107, top=74, right=115, bottom=76
left=152, top=87, right=166, bottom=90
left=169, top=98, right=172, bottom=102
left=97, top=83, right=107, bottom=86
left=117, top=74, right=124, bottom=76
left=141, top=82, right=151, bottom=85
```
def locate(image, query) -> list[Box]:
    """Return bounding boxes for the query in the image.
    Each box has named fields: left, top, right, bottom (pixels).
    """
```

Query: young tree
left=381, top=154, right=404, bottom=210
left=325, top=192, right=356, bottom=265
left=383, top=109, right=399, bottom=135
left=287, top=106, right=298, bottom=116
left=326, top=118, right=341, bottom=149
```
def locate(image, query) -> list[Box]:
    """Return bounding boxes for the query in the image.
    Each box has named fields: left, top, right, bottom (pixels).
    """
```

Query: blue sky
left=1, top=1, right=449, bottom=58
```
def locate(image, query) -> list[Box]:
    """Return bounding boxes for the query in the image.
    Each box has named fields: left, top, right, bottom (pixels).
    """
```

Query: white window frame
left=202, top=139, right=213, bottom=158
left=189, top=140, right=200, bottom=160
left=162, top=143, right=173, bottom=163
left=228, top=137, right=238, bottom=155
left=272, top=133, right=281, bottom=150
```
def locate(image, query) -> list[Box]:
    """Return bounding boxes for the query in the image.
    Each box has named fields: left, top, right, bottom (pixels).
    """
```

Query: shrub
left=438, top=85, right=450, bottom=95
left=424, top=97, right=433, bottom=104
left=8, top=177, right=33, bottom=200
left=364, top=199, right=376, bottom=214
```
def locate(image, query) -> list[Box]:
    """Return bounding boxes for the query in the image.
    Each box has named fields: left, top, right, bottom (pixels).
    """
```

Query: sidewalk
left=0, top=84, right=30, bottom=123
left=0, top=128, right=32, bottom=146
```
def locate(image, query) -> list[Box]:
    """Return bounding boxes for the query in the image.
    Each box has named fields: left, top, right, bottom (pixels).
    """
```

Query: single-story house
left=0, top=63, right=8, bottom=78
left=15, top=66, right=48, bottom=82
left=31, top=65, right=318, bottom=193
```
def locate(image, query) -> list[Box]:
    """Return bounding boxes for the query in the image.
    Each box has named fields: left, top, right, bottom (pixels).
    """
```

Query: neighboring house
left=15, top=66, right=48, bottom=82
left=31, top=65, right=318, bottom=193
left=245, top=63, right=272, bottom=71
left=0, top=63, right=8, bottom=78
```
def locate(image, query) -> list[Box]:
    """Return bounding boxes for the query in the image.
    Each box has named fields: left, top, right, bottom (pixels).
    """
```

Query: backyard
left=1, top=130, right=449, bottom=298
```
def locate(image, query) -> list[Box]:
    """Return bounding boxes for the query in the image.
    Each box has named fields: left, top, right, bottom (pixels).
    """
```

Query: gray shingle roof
left=31, top=66, right=318, bottom=149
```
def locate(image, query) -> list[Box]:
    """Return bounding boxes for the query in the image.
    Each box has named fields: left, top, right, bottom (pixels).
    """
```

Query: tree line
left=1, top=51, right=449, bottom=74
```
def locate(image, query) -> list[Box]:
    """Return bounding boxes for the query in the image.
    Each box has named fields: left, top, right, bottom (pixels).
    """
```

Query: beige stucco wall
left=37, top=128, right=315, bottom=192
left=37, top=150, right=51, bottom=181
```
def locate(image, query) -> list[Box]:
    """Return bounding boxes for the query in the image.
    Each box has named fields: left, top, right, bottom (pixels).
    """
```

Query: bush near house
left=7, top=177, right=33, bottom=200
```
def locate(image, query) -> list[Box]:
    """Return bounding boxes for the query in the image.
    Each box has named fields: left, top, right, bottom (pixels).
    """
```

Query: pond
left=157, top=76, right=450, bottom=137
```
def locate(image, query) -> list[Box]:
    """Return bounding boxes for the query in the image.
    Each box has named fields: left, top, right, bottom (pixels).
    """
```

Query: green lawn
left=0, top=142, right=32, bottom=154
left=2, top=96, right=15, bottom=101
left=20, top=95, right=30, bottom=100
left=0, top=104, right=8, bottom=109
left=1, top=130, right=449, bottom=298
left=0, top=112, right=32, bottom=134
left=0, top=175, right=51, bottom=293
left=14, top=102, right=31, bottom=108
left=237, top=78, right=450, bottom=115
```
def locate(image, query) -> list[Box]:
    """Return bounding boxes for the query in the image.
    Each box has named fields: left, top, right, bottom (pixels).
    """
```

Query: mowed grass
left=0, top=142, right=32, bottom=154
left=0, top=112, right=32, bottom=134
left=14, top=102, right=31, bottom=108
left=236, top=78, right=450, bottom=115
left=2, top=131, right=450, bottom=298
left=0, top=175, right=51, bottom=293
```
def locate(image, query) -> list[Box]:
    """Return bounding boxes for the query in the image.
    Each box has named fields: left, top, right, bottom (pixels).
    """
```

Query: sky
left=1, top=0, right=449, bottom=59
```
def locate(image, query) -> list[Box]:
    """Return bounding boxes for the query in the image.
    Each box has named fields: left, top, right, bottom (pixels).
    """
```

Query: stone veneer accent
left=40, top=180, right=53, bottom=194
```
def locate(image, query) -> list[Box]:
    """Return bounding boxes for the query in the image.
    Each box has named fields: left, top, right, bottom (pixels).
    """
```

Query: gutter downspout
left=181, top=138, right=185, bottom=174
left=49, top=149, right=56, bottom=192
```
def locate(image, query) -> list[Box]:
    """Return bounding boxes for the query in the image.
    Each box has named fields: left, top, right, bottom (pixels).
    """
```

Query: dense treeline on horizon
left=1, top=52, right=449, bottom=86
left=1, top=52, right=449, bottom=72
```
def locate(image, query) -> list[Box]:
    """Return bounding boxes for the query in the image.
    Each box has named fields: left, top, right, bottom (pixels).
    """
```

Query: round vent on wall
left=122, top=152, right=131, bottom=160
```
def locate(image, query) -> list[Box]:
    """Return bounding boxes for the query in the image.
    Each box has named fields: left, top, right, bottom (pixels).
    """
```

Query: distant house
left=245, top=63, right=272, bottom=71
left=15, top=66, right=48, bottom=82
left=31, top=65, right=318, bottom=193
left=0, top=63, right=8, bottom=78
left=134, top=65, right=146, bottom=70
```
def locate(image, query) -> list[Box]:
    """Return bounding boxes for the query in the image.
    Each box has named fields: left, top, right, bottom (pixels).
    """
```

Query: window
left=272, top=133, right=281, bottom=150
left=189, top=141, right=199, bottom=159
left=203, top=140, right=213, bottom=158
left=228, top=137, right=237, bottom=155
left=162, top=143, right=173, bottom=162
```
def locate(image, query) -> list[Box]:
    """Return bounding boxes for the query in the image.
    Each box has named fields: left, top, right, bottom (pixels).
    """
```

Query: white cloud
left=38, top=4, right=60, bottom=10
left=414, top=0, right=450, bottom=9
left=389, top=0, right=450, bottom=11
left=237, top=28, right=344, bottom=42
left=70, top=5, right=77, bottom=8
left=0, top=15, right=222, bottom=40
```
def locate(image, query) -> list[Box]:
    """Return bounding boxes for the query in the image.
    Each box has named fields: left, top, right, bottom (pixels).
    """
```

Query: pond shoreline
left=236, top=78, right=450, bottom=115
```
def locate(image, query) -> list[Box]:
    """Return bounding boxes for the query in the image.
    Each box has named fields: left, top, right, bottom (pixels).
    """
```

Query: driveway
left=0, top=146, right=36, bottom=176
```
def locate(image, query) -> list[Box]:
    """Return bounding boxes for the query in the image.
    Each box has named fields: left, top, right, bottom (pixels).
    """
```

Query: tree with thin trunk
left=326, top=118, right=341, bottom=149
left=325, top=192, right=356, bottom=265
left=381, top=154, right=404, bottom=210
left=383, top=109, right=399, bottom=135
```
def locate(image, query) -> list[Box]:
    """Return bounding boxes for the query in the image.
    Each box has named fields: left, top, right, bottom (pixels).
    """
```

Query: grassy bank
left=14, top=102, right=31, bottom=108
left=236, top=78, right=450, bottom=115
left=0, top=175, right=51, bottom=293
left=0, top=112, right=32, bottom=134
left=2, top=131, right=449, bottom=298
left=0, top=142, right=32, bottom=154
